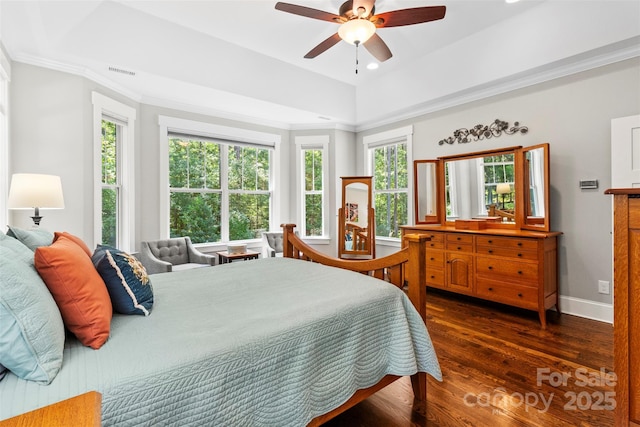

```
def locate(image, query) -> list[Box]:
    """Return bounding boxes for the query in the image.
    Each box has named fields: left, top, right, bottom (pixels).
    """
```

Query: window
left=364, top=126, right=413, bottom=242
left=92, top=92, right=136, bottom=252
left=481, top=153, right=515, bottom=212
left=100, top=119, right=120, bottom=247
left=168, top=135, right=271, bottom=243
left=296, top=135, right=329, bottom=238
left=159, top=117, right=280, bottom=245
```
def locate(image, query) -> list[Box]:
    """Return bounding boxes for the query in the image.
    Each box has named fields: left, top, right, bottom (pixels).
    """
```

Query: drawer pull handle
left=518, top=293, right=523, bottom=297
left=488, top=287, right=493, bottom=291
left=517, top=242, right=523, bottom=246
left=488, top=250, right=493, bottom=254
left=457, top=237, right=461, bottom=240
left=488, top=240, right=492, bottom=244
left=518, top=271, right=522, bottom=275
left=457, top=246, right=462, bottom=250
left=488, top=266, right=493, bottom=270
left=430, top=275, right=435, bottom=279
left=517, top=253, right=522, bottom=257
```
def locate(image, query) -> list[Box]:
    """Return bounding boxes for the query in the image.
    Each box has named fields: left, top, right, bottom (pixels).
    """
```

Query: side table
left=218, top=250, right=260, bottom=264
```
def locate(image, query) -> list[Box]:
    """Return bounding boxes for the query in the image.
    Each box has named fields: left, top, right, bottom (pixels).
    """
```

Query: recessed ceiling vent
left=108, top=66, right=135, bottom=76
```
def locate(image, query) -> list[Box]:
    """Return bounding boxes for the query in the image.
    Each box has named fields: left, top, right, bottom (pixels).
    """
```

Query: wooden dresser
left=402, top=225, right=561, bottom=328
left=606, top=188, right=640, bottom=427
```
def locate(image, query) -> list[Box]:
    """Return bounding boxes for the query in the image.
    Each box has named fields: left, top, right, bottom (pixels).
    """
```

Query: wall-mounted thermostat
left=579, top=179, right=599, bottom=189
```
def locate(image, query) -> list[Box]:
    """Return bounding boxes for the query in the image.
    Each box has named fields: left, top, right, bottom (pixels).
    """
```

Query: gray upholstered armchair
left=262, top=232, right=284, bottom=257
left=138, top=236, right=216, bottom=274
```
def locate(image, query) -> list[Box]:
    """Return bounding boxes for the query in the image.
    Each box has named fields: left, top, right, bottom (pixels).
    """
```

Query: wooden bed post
left=281, top=224, right=296, bottom=258
left=404, top=234, right=429, bottom=402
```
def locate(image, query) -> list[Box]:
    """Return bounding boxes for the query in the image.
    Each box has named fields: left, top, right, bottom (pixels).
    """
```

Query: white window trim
left=92, top=92, right=136, bottom=252
left=363, top=125, right=413, bottom=246
left=0, top=47, right=10, bottom=230
left=295, top=135, right=330, bottom=240
left=158, top=115, right=281, bottom=241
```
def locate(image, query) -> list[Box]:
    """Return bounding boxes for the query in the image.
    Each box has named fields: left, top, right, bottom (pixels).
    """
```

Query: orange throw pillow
left=53, top=231, right=92, bottom=257
left=35, top=235, right=112, bottom=349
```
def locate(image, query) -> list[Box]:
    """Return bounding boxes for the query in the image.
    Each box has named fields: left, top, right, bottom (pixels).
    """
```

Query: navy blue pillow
left=92, top=246, right=153, bottom=316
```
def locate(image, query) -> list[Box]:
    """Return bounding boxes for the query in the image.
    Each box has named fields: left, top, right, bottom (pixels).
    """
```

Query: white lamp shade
left=496, top=183, right=511, bottom=195
left=8, top=173, right=65, bottom=209
left=338, top=19, right=376, bottom=45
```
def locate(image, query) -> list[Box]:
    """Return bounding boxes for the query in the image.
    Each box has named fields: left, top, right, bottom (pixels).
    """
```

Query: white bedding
left=0, top=257, right=441, bottom=426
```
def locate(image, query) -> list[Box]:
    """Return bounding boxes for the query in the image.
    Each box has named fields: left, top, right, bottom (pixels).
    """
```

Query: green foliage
left=102, top=188, right=117, bottom=247
left=101, top=120, right=118, bottom=246
left=170, top=192, right=221, bottom=243
left=372, top=143, right=408, bottom=238
left=303, top=149, right=323, bottom=236
left=169, top=138, right=270, bottom=243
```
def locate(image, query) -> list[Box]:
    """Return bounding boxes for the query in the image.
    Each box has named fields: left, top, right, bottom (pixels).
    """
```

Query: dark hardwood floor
left=325, top=289, right=614, bottom=427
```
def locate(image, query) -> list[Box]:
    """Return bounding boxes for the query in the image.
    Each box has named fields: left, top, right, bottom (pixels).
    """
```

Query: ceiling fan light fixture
left=338, top=18, right=376, bottom=45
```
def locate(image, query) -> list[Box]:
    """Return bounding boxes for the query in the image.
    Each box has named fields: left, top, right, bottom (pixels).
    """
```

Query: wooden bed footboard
left=280, top=224, right=431, bottom=425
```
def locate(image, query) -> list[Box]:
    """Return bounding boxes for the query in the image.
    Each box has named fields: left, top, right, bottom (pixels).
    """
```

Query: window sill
left=375, top=238, right=401, bottom=248
left=302, top=237, right=331, bottom=245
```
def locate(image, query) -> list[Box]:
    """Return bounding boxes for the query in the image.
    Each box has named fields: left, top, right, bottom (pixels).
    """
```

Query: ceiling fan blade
left=363, top=33, right=392, bottom=62
left=372, top=5, right=446, bottom=28
left=352, top=0, right=375, bottom=18
left=275, top=2, right=342, bottom=23
left=304, top=33, right=342, bottom=59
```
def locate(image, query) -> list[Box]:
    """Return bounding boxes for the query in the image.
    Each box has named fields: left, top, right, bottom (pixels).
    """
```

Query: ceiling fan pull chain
left=355, top=40, right=360, bottom=74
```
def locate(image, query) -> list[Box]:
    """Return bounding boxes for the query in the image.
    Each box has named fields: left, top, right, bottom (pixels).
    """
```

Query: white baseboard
left=557, top=295, right=613, bottom=324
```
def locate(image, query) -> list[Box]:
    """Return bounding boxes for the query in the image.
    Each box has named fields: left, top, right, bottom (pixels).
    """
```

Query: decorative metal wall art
left=438, top=119, right=529, bottom=145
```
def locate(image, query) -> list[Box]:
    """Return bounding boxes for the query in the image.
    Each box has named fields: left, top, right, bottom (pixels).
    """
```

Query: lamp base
left=30, top=215, right=42, bottom=226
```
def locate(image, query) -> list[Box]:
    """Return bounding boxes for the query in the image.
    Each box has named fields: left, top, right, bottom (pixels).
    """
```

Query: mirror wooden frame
left=338, top=176, right=375, bottom=259
left=413, top=143, right=550, bottom=232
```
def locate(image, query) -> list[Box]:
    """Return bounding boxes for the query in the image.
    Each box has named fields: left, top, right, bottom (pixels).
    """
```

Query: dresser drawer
left=476, top=279, right=537, bottom=308
left=476, top=256, right=538, bottom=282
left=446, top=242, right=473, bottom=253
left=447, top=233, right=474, bottom=245
left=475, top=245, right=538, bottom=260
left=426, top=250, right=445, bottom=268
left=426, top=268, right=445, bottom=286
left=476, top=235, right=538, bottom=251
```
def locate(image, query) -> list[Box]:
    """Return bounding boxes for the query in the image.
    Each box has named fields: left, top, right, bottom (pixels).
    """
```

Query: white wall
left=8, top=63, right=141, bottom=240
left=8, top=62, right=292, bottom=253
left=7, top=56, right=640, bottom=319
left=359, top=57, right=640, bottom=310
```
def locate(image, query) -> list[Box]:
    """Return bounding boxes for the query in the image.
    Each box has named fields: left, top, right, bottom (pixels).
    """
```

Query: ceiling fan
left=275, top=0, right=446, bottom=63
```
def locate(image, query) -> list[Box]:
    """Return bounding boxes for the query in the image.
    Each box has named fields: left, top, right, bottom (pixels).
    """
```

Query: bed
left=0, top=225, right=440, bottom=426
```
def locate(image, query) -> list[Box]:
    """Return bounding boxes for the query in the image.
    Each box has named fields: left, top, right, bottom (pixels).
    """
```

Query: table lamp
left=8, top=173, right=65, bottom=226
left=496, top=183, right=511, bottom=210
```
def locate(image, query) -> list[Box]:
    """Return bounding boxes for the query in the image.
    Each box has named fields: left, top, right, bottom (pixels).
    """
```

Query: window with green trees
left=483, top=153, right=515, bottom=210
left=372, top=142, right=408, bottom=239
left=168, top=135, right=271, bottom=244
left=101, top=119, right=119, bottom=247
left=303, top=148, right=324, bottom=237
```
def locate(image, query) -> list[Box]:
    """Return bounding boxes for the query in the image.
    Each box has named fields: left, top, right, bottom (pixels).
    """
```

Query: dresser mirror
left=522, top=143, right=550, bottom=231
left=413, top=143, right=550, bottom=231
left=338, top=176, right=375, bottom=258
left=444, top=147, right=518, bottom=224
left=414, top=160, right=440, bottom=224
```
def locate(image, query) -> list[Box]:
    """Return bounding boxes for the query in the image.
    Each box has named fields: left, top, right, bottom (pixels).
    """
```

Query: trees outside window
left=295, top=135, right=329, bottom=239
left=372, top=142, right=408, bottom=238
left=93, top=92, right=136, bottom=252
left=101, top=120, right=119, bottom=247
left=303, top=148, right=324, bottom=236
left=483, top=154, right=515, bottom=210
left=168, top=136, right=272, bottom=244
left=363, top=126, right=413, bottom=242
